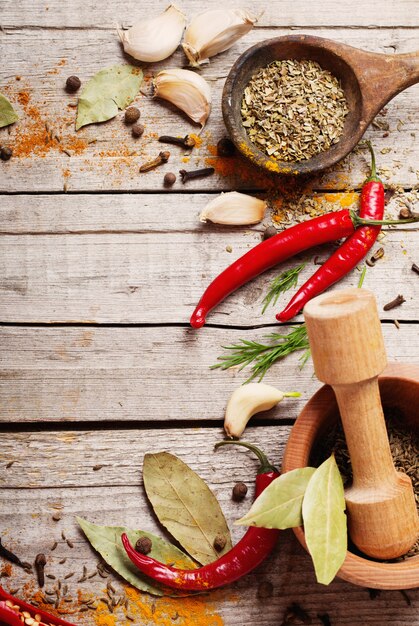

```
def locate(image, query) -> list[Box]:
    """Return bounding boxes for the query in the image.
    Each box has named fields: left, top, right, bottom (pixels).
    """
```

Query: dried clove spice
left=140, top=151, right=170, bottom=173
left=383, top=294, right=405, bottom=311
left=179, top=167, right=214, bottom=183
left=281, top=602, right=312, bottom=625
left=159, top=135, right=196, bottom=149
left=0, top=538, right=27, bottom=569
left=35, top=553, right=47, bottom=587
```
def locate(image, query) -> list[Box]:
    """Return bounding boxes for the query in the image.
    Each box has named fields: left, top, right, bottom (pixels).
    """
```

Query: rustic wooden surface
left=1, top=0, right=418, bottom=624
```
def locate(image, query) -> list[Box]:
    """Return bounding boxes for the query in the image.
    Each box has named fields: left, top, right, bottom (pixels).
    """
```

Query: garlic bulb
left=153, top=69, right=211, bottom=126
left=118, top=5, right=186, bottom=63
left=182, top=9, right=258, bottom=67
left=200, top=191, right=267, bottom=225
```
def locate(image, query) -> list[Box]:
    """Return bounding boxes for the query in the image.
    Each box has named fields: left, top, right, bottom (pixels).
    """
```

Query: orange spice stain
left=7, top=90, right=89, bottom=158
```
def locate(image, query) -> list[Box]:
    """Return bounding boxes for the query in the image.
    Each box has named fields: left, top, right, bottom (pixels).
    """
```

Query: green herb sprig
left=261, top=264, right=306, bottom=314
left=211, top=325, right=310, bottom=383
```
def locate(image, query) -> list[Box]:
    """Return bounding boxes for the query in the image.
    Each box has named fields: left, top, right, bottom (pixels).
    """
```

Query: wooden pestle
left=303, top=288, right=419, bottom=560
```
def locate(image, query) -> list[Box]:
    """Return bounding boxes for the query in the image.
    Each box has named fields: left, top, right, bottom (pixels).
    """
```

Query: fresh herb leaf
left=77, top=518, right=196, bottom=596
left=357, top=265, right=367, bottom=288
left=76, top=65, right=143, bottom=130
left=236, top=467, right=316, bottom=529
left=143, top=452, right=232, bottom=565
left=0, top=93, right=18, bottom=128
left=212, top=325, right=310, bottom=383
left=302, top=455, right=347, bottom=585
left=262, top=264, right=305, bottom=314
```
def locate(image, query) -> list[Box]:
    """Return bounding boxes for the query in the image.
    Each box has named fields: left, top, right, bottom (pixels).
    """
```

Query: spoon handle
left=349, top=47, right=419, bottom=122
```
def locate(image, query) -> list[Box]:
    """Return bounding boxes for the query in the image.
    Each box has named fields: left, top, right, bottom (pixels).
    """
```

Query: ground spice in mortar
left=316, top=412, right=419, bottom=558
left=241, top=59, right=349, bottom=162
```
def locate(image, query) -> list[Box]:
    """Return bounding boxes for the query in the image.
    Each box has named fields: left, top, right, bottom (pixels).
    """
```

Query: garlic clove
left=118, top=4, right=186, bottom=63
left=224, top=383, right=300, bottom=438
left=182, top=9, right=258, bottom=67
left=153, top=69, right=211, bottom=126
left=200, top=191, right=267, bottom=225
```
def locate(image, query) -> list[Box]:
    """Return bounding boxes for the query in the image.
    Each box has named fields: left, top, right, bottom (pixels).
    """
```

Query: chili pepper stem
left=215, top=440, right=278, bottom=474
left=365, top=141, right=380, bottom=182
left=283, top=391, right=301, bottom=398
left=350, top=211, right=419, bottom=227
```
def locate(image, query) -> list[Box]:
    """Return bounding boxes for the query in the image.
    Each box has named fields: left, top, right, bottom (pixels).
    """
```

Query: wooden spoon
left=303, top=288, right=419, bottom=560
left=222, top=35, right=419, bottom=175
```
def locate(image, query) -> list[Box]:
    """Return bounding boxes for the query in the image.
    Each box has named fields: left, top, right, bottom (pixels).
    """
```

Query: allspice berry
left=213, top=534, right=227, bottom=552
left=232, top=481, right=248, bottom=502
left=135, top=536, right=152, bottom=555
left=132, top=123, right=144, bottom=138
left=65, top=75, right=81, bottom=93
left=399, top=206, right=412, bottom=220
left=263, top=225, right=277, bottom=240
left=0, top=147, right=13, bottom=161
left=125, top=107, right=141, bottom=125
left=217, top=137, right=236, bottom=157
left=164, top=172, right=176, bottom=186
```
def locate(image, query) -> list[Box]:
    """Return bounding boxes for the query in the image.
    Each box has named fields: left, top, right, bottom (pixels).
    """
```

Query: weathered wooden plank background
left=1, top=0, right=418, bottom=624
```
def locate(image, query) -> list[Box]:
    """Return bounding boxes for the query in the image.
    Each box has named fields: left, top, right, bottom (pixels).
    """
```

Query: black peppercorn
left=125, top=107, right=141, bottom=125
left=132, top=123, right=144, bottom=138
left=164, top=172, right=176, bottom=186
left=232, top=481, right=248, bottom=501
left=0, top=147, right=13, bottom=161
left=217, top=137, right=236, bottom=157
left=65, top=76, right=81, bottom=93
left=34, top=553, right=47, bottom=587
left=213, top=534, right=227, bottom=552
left=263, top=225, right=277, bottom=240
left=135, top=536, right=152, bottom=555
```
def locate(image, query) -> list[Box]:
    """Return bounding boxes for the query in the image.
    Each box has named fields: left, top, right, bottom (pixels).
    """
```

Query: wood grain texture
left=1, top=0, right=418, bottom=28
left=1, top=324, right=417, bottom=423
left=0, top=191, right=418, bottom=325
left=0, top=427, right=418, bottom=624
left=0, top=27, right=418, bottom=191
left=0, top=428, right=419, bottom=626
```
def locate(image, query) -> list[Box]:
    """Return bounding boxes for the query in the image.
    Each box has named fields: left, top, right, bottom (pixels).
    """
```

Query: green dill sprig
left=261, top=264, right=306, bottom=314
left=211, top=325, right=310, bottom=383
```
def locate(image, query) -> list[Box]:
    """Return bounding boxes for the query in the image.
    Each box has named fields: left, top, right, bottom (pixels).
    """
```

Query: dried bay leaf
left=0, top=93, right=18, bottom=128
left=76, top=65, right=143, bottom=130
left=302, top=455, right=347, bottom=585
left=77, top=517, right=196, bottom=596
left=143, top=452, right=232, bottom=565
left=236, top=467, right=315, bottom=529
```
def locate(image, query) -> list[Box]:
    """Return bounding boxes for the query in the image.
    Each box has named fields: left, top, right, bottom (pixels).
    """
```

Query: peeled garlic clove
left=224, top=383, right=300, bottom=438
left=182, top=9, right=258, bottom=67
left=200, top=191, right=267, bottom=225
left=153, top=68, right=211, bottom=126
left=118, top=4, right=186, bottom=63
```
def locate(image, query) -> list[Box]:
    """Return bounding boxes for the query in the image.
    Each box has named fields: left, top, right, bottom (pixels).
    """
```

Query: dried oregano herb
left=241, top=59, right=349, bottom=162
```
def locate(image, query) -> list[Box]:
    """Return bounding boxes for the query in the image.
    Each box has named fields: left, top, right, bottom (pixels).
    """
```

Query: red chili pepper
left=122, top=441, right=280, bottom=591
left=0, top=586, right=76, bottom=626
left=277, top=142, right=384, bottom=322
left=190, top=209, right=356, bottom=328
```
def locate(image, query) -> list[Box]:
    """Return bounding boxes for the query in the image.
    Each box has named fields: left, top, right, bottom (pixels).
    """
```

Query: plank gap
left=0, top=417, right=297, bottom=433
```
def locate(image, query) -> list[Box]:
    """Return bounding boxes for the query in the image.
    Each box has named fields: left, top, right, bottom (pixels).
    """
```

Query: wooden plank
left=0, top=27, right=418, bottom=191
left=0, top=194, right=419, bottom=326
left=0, top=426, right=288, bottom=489
left=0, top=428, right=418, bottom=625
left=1, top=0, right=417, bottom=29
left=1, top=324, right=417, bottom=423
